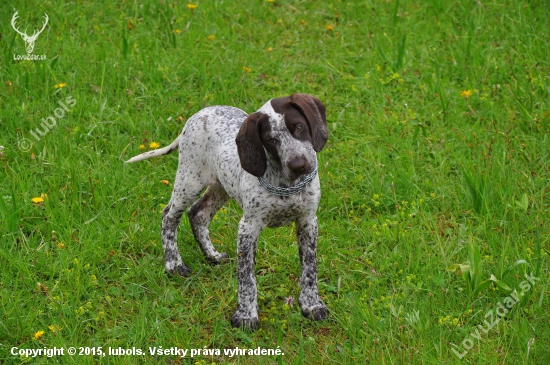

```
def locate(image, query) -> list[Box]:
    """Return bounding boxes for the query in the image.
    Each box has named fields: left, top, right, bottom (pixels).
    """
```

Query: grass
left=1, top=0, right=549, bottom=363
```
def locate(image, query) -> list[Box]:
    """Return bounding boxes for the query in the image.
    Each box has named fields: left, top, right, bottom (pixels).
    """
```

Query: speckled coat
left=126, top=93, right=329, bottom=330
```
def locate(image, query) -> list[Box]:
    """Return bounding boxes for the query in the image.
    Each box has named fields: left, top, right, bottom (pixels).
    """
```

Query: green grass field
left=1, top=0, right=549, bottom=363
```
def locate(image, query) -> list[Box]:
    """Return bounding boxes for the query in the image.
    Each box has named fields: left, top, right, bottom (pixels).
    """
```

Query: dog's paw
left=166, top=264, right=191, bottom=277
left=208, top=252, right=230, bottom=265
left=230, top=313, right=259, bottom=331
left=302, top=304, right=329, bottom=321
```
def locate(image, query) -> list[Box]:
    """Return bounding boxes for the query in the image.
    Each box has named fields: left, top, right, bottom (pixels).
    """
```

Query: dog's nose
left=288, top=158, right=307, bottom=173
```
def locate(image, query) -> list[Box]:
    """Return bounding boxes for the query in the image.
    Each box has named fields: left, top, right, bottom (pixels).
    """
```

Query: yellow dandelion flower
left=149, top=142, right=160, bottom=149
left=54, top=83, right=67, bottom=89
left=266, top=0, right=274, bottom=2
left=31, top=197, right=44, bottom=204
left=57, top=243, right=65, bottom=249
left=160, top=180, right=170, bottom=185
left=33, top=330, right=45, bottom=340
left=174, top=29, right=182, bottom=34
left=267, top=47, right=273, bottom=52
left=187, top=3, right=198, bottom=9
left=326, top=24, right=334, bottom=31
left=207, top=34, right=215, bottom=40
left=243, top=66, right=251, bottom=73
left=460, top=90, right=472, bottom=99
left=139, top=144, right=145, bottom=150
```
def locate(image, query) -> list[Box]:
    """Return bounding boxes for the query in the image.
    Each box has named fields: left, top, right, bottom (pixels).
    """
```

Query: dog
left=126, top=93, right=329, bottom=330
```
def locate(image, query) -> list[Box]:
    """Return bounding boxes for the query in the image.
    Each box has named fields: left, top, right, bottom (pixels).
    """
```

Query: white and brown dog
left=126, top=94, right=329, bottom=330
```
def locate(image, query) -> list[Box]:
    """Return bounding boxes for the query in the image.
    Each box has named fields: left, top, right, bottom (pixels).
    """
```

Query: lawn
left=1, top=0, right=549, bottom=364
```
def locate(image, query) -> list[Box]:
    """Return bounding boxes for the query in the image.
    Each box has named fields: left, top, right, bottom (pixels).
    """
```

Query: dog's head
left=236, top=93, right=328, bottom=181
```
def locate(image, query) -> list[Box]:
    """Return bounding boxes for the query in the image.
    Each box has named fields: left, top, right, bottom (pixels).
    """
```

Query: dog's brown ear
left=290, top=93, right=328, bottom=152
left=236, top=112, right=267, bottom=177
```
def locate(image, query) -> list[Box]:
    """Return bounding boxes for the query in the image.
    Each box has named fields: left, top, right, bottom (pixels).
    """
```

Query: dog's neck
left=257, top=156, right=318, bottom=196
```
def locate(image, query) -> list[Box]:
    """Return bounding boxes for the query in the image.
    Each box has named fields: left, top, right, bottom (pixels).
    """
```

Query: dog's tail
left=125, top=135, right=181, bottom=163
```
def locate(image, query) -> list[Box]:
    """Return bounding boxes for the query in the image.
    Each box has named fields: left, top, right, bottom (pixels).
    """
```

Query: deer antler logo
left=11, top=10, right=49, bottom=54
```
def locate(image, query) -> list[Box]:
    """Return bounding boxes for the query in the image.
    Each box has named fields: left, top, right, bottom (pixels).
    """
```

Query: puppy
left=126, top=94, right=329, bottom=330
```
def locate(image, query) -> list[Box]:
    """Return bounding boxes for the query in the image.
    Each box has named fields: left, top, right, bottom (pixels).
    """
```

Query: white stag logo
left=11, top=10, right=49, bottom=54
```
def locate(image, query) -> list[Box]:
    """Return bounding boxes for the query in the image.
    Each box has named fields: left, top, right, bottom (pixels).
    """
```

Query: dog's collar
left=258, top=165, right=318, bottom=196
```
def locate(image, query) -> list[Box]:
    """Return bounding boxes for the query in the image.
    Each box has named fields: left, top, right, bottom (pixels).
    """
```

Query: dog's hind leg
left=162, top=173, right=204, bottom=277
left=187, top=185, right=230, bottom=264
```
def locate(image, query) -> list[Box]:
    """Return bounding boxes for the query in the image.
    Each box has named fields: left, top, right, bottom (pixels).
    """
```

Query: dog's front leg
left=297, top=215, right=329, bottom=321
left=230, top=217, right=263, bottom=331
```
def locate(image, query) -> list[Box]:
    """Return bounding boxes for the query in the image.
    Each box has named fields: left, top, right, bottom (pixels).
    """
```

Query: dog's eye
left=267, top=138, right=277, bottom=144
left=295, top=125, right=303, bottom=132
